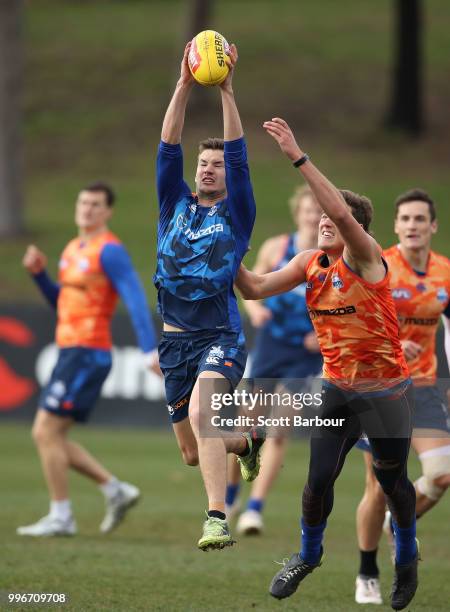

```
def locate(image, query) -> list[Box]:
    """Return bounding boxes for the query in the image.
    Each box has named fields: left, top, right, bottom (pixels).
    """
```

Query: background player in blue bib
left=155, top=42, right=265, bottom=550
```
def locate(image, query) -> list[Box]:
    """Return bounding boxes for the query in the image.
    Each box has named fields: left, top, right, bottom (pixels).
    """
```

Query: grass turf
left=1, top=423, right=449, bottom=611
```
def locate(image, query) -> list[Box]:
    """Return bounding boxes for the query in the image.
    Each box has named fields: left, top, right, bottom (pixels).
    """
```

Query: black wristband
left=293, top=154, right=310, bottom=168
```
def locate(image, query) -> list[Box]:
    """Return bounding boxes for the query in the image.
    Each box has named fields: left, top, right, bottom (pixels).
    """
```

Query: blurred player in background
left=354, top=188, right=450, bottom=605
left=236, top=118, right=419, bottom=610
left=226, top=186, right=322, bottom=534
left=154, top=43, right=265, bottom=551
left=17, top=182, right=159, bottom=537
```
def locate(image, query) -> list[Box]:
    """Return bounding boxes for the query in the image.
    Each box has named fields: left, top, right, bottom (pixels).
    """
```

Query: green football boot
left=237, top=426, right=266, bottom=482
left=198, top=514, right=235, bottom=551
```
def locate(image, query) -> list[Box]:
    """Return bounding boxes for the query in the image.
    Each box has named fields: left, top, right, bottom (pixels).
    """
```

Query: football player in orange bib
left=354, top=189, right=450, bottom=605
left=235, top=118, right=418, bottom=610
left=17, top=182, right=158, bottom=538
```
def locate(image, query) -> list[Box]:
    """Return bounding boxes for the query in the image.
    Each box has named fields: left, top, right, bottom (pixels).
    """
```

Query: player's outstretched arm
left=236, top=249, right=315, bottom=300
left=100, top=243, right=159, bottom=374
left=263, top=117, right=379, bottom=264
left=242, top=236, right=284, bottom=327
left=161, top=43, right=195, bottom=144
left=219, top=44, right=243, bottom=142
left=23, top=245, right=60, bottom=309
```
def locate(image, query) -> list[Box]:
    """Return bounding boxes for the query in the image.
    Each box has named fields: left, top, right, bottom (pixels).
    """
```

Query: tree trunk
left=0, top=0, right=24, bottom=236
left=184, top=0, right=214, bottom=112
left=186, top=0, right=213, bottom=40
left=386, top=0, right=423, bottom=136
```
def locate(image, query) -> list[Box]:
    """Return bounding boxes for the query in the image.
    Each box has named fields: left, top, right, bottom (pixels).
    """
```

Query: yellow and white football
left=188, top=30, right=230, bottom=86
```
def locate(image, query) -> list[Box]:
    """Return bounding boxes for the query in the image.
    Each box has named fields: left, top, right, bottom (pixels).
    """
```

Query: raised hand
left=23, top=245, right=47, bottom=275
left=263, top=117, right=303, bottom=162
left=180, top=41, right=195, bottom=86
left=219, top=43, right=238, bottom=91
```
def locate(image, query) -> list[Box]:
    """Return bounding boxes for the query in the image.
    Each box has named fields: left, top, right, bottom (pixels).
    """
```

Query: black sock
left=208, top=510, right=226, bottom=520
left=359, top=548, right=379, bottom=577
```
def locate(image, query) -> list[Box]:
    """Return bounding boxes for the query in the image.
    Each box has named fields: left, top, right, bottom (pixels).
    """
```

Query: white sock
left=49, top=499, right=72, bottom=521
left=100, top=477, right=120, bottom=499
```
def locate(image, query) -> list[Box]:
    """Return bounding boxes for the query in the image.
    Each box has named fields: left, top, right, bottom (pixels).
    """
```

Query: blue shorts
left=355, top=384, right=450, bottom=452
left=158, top=330, right=247, bottom=423
left=250, top=328, right=322, bottom=392
left=39, top=347, right=112, bottom=423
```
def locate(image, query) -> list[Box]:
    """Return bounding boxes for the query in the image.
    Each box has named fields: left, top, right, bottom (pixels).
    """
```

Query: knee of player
left=417, top=449, right=450, bottom=500
left=181, top=447, right=199, bottom=466
left=364, top=477, right=385, bottom=505
left=31, top=421, right=49, bottom=446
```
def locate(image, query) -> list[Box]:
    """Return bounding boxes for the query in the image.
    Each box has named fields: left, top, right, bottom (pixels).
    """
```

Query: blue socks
left=300, top=518, right=326, bottom=565
left=247, top=498, right=264, bottom=513
left=392, top=519, right=417, bottom=565
left=225, top=483, right=240, bottom=507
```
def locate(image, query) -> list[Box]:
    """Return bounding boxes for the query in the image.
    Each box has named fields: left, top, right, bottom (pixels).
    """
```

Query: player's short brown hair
left=395, top=188, right=436, bottom=222
left=198, top=137, right=224, bottom=153
left=288, top=185, right=314, bottom=219
left=83, top=181, right=115, bottom=207
left=339, top=189, right=373, bottom=232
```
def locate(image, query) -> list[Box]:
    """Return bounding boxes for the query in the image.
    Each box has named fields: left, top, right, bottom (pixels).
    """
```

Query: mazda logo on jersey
left=308, top=305, right=356, bottom=319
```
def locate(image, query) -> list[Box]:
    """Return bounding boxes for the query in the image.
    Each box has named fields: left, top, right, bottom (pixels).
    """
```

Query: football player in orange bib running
left=17, top=182, right=159, bottom=538
left=235, top=118, right=418, bottom=610
left=354, top=189, right=450, bottom=605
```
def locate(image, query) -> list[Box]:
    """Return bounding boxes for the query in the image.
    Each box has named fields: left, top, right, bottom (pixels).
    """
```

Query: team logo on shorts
left=206, top=345, right=224, bottom=365
left=332, top=274, right=344, bottom=289
left=437, top=287, right=448, bottom=303
left=50, top=380, right=66, bottom=398
left=167, top=396, right=189, bottom=416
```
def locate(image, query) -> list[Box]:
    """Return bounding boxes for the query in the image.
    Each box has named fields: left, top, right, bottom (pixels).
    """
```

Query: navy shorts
left=39, top=347, right=112, bottom=423
left=250, top=328, right=322, bottom=393
left=356, top=384, right=450, bottom=452
left=158, top=330, right=247, bottom=423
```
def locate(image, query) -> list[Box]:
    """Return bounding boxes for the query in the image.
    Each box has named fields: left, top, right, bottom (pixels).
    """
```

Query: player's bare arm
left=161, top=43, right=195, bottom=144
left=236, top=249, right=316, bottom=300
left=242, top=235, right=290, bottom=327
left=219, top=44, right=242, bottom=141
left=263, top=117, right=384, bottom=280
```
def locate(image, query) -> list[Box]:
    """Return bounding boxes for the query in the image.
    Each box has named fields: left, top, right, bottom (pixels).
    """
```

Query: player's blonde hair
left=288, top=185, right=314, bottom=221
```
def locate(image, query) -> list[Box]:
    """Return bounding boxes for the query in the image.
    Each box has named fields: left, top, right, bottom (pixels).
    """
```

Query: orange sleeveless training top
left=384, top=245, right=450, bottom=385
left=56, top=231, right=121, bottom=350
left=305, top=251, right=409, bottom=392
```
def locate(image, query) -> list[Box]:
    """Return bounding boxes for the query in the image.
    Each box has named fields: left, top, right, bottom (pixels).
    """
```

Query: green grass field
left=1, top=423, right=449, bottom=611
left=1, top=0, right=449, bottom=301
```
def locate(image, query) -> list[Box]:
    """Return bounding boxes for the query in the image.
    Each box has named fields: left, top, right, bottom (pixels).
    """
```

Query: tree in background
left=386, top=0, right=423, bottom=136
left=0, top=0, right=24, bottom=237
left=184, top=0, right=214, bottom=111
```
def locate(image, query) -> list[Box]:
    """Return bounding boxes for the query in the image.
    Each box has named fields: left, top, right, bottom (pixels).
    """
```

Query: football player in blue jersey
left=154, top=42, right=265, bottom=550
left=225, top=185, right=323, bottom=534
